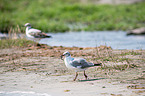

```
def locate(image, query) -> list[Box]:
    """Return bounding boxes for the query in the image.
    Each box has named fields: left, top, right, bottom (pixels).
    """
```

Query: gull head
left=25, top=23, right=31, bottom=27
left=61, top=51, right=71, bottom=60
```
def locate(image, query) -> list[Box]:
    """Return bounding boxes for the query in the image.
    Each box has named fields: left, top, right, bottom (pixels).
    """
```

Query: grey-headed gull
left=25, top=23, right=51, bottom=38
left=61, top=51, right=102, bottom=81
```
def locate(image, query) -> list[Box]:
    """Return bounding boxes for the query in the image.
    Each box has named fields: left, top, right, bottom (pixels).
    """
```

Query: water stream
left=1, top=31, right=145, bottom=49
left=40, top=31, right=145, bottom=49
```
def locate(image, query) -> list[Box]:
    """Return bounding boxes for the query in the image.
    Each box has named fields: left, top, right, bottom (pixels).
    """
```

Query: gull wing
left=29, top=28, right=41, bottom=33
left=70, top=58, right=94, bottom=68
left=29, top=32, right=51, bottom=38
left=28, top=28, right=51, bottom=38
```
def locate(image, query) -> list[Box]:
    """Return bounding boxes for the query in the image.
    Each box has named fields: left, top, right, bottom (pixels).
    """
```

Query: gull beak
left=61, top=55, right=64, bottom=60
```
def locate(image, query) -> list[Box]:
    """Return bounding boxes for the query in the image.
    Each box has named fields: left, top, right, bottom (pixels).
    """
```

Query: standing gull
left=25, top=23, right=51, bottom=38
left=61, top=51, right=102, bottom=81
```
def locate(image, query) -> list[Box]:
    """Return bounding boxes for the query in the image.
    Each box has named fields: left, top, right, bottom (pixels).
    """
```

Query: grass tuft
left=0, top=39, right=36, bottom=49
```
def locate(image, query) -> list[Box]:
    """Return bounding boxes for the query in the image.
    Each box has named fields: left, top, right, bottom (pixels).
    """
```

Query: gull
left=61, top=51, right=102, bottom=81
left=24, top=23, right=51, bottom=38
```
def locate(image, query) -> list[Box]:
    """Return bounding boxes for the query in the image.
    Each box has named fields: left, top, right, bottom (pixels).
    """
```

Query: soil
left=0, top=44, right=145, bottom=96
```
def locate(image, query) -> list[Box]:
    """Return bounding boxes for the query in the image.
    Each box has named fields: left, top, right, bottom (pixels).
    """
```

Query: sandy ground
left=0, top=45, right=145, bottom=96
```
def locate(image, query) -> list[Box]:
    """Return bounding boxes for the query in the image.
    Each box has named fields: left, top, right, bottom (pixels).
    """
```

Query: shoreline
left=0, top=46, right=145, bottom=96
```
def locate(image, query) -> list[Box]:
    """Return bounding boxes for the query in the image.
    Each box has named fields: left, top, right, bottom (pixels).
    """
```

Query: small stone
left=64, top=90, right=70, bottom=92
left=102, top=86, right=106, bottom=88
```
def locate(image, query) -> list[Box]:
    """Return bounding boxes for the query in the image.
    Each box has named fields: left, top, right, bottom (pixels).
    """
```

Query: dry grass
left=0, top=44, right=144, bottom=75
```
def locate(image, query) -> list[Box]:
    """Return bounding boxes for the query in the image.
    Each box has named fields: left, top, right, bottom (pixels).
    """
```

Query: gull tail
left=45, top=35, right=52, bottom=38
left=39, top=33, right=52, bottom=38
left=94, top=63, right=102, bottom=66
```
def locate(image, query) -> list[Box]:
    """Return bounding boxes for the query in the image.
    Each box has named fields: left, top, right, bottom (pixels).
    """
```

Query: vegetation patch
left=0, top=39, right=36, bottom=49
left=0, top=0, right=145, bottom=32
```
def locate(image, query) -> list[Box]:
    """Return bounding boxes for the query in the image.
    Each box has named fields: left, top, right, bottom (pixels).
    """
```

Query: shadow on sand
left=78, top=78, right=107, bottom=82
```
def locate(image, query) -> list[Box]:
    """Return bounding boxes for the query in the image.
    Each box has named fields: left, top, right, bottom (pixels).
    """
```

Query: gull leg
left=84, top=71, right=88, bottom=80
left=73, top=72, right=78, bottom=81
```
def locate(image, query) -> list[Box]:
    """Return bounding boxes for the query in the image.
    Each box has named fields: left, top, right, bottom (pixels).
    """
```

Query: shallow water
left=40, top=31, right=145, bottom=49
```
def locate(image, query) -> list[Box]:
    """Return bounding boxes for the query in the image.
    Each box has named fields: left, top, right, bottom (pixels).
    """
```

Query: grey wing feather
left=29, top=32, right=51, bottom=38
left=70, top=58, right=94, bottom=68
left=29, top=32, right=37, bottom=36
left=29, top=32, right=41, bottom=37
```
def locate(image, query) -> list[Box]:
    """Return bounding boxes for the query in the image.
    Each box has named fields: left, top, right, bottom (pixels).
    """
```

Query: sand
left=0, top=45, right=145, bottom=96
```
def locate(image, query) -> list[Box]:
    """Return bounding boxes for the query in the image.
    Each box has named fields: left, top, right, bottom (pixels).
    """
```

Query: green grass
left=0, top=0, right=145, bottom=32
left=0, top=39, right=36, bottom=49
